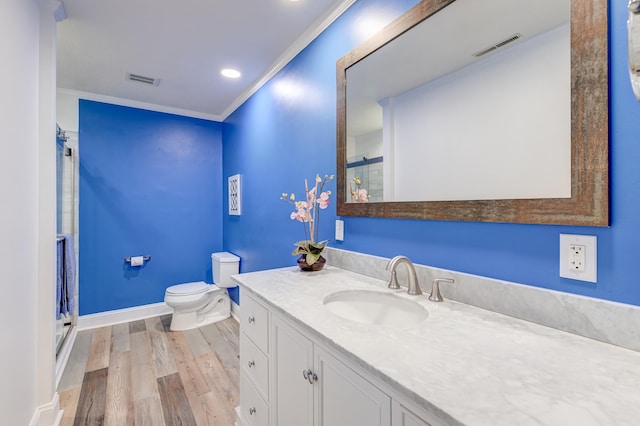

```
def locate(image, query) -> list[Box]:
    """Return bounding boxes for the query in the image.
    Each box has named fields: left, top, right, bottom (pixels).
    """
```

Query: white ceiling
left=56, top=0, right=355, bottom=122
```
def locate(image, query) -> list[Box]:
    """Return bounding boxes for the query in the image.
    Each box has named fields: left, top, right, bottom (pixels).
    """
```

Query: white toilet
left=164, top=252, right=239, bottom=331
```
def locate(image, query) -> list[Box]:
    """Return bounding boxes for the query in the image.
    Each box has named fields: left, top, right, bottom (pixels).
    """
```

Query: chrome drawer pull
left=248, top=316, right=255, bottom=324
left=248, top=360, right=255, bottom=368
left=249, top=407, right=256, bottom=415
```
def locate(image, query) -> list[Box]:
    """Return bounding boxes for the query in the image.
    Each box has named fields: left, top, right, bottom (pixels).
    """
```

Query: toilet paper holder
left=124, top=255, right=151, bottom=263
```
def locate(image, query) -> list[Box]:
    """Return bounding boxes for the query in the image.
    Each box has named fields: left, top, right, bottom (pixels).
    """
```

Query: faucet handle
left=388, top=270, right=401, bottom=289
left=429, top=278, right=455, bottom=302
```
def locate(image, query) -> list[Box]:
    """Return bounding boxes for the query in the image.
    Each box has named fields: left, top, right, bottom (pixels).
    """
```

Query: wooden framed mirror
left=336, top=0, right=608, bottom=226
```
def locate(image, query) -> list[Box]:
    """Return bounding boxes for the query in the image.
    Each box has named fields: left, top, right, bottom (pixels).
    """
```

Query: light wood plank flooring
left=58, top=315, right=240, bottom=426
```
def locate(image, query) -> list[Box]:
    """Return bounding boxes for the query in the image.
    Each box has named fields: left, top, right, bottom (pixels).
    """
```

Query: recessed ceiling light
left=221, top=68, right=241, bottom=79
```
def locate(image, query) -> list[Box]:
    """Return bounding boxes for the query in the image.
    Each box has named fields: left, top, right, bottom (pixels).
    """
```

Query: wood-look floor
left=57, top=315, right=240, bottom=426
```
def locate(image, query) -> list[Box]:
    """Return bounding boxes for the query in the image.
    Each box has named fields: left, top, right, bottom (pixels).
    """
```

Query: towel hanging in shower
left=56, top=234, right=76, bottom=319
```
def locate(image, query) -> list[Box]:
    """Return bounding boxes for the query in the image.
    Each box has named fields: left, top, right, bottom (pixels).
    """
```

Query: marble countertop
left=233, top=266, right=640, bottom=426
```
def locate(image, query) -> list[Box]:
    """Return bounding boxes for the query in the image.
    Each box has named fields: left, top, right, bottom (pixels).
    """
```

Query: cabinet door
left=271, top=315, right=314, bottom=426
left=392, top=400, right=433, bottom=426
left=314, top=346, right=391, bottom=426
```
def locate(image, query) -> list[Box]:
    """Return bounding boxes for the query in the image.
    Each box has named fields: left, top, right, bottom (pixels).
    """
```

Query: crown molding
left=58, top=88, right=223, bottom=122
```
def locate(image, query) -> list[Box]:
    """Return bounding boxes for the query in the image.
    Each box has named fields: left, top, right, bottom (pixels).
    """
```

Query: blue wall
left=223, top=0, right=422, bottom=274
left=223, top=0, right=640, bottom=307
left=79, top=101, right=224, bottom=314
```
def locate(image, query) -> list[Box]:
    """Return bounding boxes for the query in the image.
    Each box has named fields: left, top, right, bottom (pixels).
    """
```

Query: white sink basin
left=323, top=290, right=428, bottom=326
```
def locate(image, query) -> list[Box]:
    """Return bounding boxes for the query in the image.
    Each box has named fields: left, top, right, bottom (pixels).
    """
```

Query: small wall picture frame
left=228, top=174, right=242, bottom=216
left=629, top=0, right=640, bottom=100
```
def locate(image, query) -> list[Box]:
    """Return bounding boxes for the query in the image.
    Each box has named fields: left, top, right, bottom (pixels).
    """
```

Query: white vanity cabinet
left=238, top=290, right=444, bottom=426
left=271, top=314, right=391, bottom=426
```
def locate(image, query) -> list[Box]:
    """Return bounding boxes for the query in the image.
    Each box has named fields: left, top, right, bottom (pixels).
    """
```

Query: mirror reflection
left=345, top=0, right=570, bottom=203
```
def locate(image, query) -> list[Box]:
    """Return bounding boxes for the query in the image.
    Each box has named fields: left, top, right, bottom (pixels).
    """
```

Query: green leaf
left=308, top=243, right=324, bottom=255
left=305, top=252, right=320, bottom=265
left=294, top=240, right=311, bottom=249
left=291, top=246, right=306, bottom=256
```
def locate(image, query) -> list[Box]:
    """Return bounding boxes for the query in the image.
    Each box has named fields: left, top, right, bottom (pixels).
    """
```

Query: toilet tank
left=211, top=252, right=240, bottom=288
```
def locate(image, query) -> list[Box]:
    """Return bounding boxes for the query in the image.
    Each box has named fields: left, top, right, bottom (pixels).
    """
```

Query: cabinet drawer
left=240, top=331, right=269, bottom=401
left=240, top=373, right=269, bottom=426
left=241, top=293, right=269, bottom=353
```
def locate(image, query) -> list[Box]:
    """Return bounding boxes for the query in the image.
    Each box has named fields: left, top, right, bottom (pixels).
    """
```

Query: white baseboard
left=29, top=392, right=62, bottom=426
left=231, top=300, right=240, bottom=321
left=76, top=302, right=172, bottom=330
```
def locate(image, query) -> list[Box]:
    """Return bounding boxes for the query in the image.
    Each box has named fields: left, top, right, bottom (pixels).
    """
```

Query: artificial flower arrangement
left=281, top=174, right=334, bottom=268
left=350, top=176, right=369, bottom=203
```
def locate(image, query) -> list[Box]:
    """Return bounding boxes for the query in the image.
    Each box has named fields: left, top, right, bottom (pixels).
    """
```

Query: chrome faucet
left=386, top=256, right=422, bottom=295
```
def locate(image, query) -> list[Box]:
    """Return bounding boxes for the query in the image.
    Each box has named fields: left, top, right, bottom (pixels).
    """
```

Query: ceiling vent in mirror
left=125, top=72, right=160, bottom=86
left=473, top=33, right=523, bottom=58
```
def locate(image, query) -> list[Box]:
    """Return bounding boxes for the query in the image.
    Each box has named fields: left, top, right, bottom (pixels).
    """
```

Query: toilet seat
left=166, top=281, right=210, bottom=296
left=165, top=281, right=224, bottom=306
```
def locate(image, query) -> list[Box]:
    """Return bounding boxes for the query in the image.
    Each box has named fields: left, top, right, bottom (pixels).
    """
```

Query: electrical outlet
left=569, top=244, right=586, bottom=272
left=335, top=219, right=344, bottom=241
left=559, top=234, right=597, bottom=283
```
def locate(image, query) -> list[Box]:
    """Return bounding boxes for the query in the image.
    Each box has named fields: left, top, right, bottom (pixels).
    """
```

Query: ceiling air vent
left=473, top=33, right=524, bottom=58
left=125, top=72, right=160, bottom=86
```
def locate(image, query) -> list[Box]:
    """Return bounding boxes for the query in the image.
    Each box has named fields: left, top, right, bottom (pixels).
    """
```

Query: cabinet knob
left=248, top=360, right=255, bottom=368
left=248, top=316, right=255, bottom=324
left=249, top=407, right=256, bottom=415
left=302, top=369, right=318, bottom=384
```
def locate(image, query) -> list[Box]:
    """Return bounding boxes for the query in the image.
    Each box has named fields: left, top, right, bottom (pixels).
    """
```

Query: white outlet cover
left=559, top=234, right=597, bottom=283
left=335, top=219, right=344, bottom=241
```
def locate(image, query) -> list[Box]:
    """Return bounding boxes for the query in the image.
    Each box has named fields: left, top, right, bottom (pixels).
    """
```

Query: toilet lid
left=166, top=281, right=209, bottom=296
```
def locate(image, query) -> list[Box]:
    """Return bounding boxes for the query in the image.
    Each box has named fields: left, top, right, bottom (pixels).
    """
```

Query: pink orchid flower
left=357, top=189, right=369, bottom=203
left=291, top=201, right=310, bottom=222
left=317, top=191, right=330, bottom=209
left=281, top=174, right=334, bottom=253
